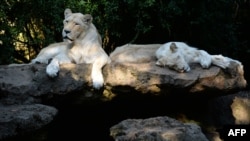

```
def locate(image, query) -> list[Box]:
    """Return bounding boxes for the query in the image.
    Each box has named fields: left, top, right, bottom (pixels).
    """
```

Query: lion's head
left=62, top=8, right=93, bottom=42
left=155, top=43, right=191, bottom=72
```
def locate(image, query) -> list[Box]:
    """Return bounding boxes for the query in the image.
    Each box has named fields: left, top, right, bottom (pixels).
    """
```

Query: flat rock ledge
left=110, top=116, right=209, bottom=141
left=0, top=43, right=247, bottom=97
left=0, top=58, right=247, bottom=98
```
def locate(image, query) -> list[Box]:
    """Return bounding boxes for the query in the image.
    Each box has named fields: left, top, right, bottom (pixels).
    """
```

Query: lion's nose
left=64, top=30, right=71, bottom=34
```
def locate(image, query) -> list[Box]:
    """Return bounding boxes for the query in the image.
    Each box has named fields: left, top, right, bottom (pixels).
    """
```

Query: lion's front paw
left=93, top=82, right=103, bottom=90
left=92, top=77, right=104, bottom=90
left=200, top=61, right=211, bottom=69
left=46, top=63, right=59, bottom=77
left=184, top=65, right=190, bottom=72
left=175, top=64, right=190, bottom=73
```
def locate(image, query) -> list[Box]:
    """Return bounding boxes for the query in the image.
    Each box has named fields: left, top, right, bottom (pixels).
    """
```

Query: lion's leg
left=155, top=57, right=166, bottom=67
left=91, top=57, right=109, bottom=89
left=31, top=50, right=53, bottom=64
left=176, top=59, right=190, bottom=72
left=31, top=44, right=63, bottom=64
left=31, top=55, right=50, bottom=64
left=46, top=53, right=71, bottom=77
left=198, top=50, right=212, bottom=69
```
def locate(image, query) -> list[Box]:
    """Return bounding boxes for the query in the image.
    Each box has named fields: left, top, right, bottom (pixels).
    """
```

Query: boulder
left=107, top=44, right=247, bottom=94
left=110, top=116, right=209, bottom=141
left=0, top=104, right=57, bottom=140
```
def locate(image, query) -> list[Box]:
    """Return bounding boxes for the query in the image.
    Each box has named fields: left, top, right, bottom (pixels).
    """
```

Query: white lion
left=31, top=9, right=110, bottom=89
left=110, top=44, right=161, bottom=63
left=155, top=42, right=241, bottom=72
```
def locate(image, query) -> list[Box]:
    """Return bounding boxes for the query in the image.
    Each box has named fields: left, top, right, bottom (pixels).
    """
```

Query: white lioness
left=110, top=44, right=161, bottom=63
left=31, top=9, right=110, bottom=89
left=155, top=42, right=241, bottom=72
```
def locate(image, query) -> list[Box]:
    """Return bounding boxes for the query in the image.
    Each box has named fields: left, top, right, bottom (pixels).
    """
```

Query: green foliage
left=0, top=0, right=64, bottom=64
left=0, top=0, right=249, bottom=64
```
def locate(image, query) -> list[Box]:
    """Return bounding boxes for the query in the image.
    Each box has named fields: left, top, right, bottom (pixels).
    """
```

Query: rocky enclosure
left=0, top=44, right=248, bottom=140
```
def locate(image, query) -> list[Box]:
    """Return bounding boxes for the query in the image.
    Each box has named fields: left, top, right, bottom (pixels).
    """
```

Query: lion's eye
left=75, top=22, right=79, bottom=25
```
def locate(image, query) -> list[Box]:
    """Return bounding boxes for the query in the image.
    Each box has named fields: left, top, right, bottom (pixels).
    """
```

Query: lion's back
left=110, top=44, right=161, bottom=63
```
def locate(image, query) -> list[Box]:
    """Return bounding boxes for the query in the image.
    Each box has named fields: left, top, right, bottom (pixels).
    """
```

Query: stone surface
left=0, top=63, right=91, bottom=95
left=0, top=44, right=248, bottom=140
left=107, top=43, right=247, bottom=94
left=0, top=104, right=57, bottom=140
left=231, top=96, right=250, bottom=124
left=0, top=44, right=247, bottom=98
left=110, top=116, right=209, bottom=141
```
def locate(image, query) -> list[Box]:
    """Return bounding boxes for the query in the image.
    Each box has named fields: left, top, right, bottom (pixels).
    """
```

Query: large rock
left=110, top=116, right=209, bottom=141
left=0, top=64, right=91, bottom=97
left=0, top=104, right=57, bottom=140
left=107, top=44, right=247, bottom=94
left=0, top=45, right=247, bottom=97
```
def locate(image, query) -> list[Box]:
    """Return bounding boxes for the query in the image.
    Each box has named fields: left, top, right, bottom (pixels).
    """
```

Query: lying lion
left=155, top=42, right=242, bottom=72
left=110, top=42, right=242, bottom=74
left=31, top=9, right=110, bottom=89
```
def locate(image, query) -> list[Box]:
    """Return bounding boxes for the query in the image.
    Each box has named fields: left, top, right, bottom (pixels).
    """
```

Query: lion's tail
left=211, top=55, right=242, bottom=69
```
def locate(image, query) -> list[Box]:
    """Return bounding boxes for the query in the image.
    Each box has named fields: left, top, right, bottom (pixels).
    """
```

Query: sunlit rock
left=0, top=46, right=246, bottom=98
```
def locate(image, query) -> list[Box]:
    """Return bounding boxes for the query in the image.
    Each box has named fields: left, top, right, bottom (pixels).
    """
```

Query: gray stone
left=110, top=116, right=209, bottom=141
left=107, top=44, right=247, bottom=94
left=0, top=43, right=247, bottom=96
left=0, top=104, right=58, bottom=140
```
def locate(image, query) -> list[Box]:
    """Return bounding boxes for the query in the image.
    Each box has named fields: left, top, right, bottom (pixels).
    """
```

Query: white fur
left=31, top=9, right=110, bottom=89
left=110, top=44, right=161, bottom=63
left=155, top=42, right=241, bottom=72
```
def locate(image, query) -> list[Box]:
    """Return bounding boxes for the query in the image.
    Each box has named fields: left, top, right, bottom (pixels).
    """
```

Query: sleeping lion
left=155, top=42, right=242, bottom=72
left=31, top=9, right=110, bottom=89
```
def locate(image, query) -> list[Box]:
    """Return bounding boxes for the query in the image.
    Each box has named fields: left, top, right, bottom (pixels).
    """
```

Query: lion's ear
left=83, top=14, right=93, bottom=24
left=170, top=42, right=178, bottom=53
left=64, top=8, right=72, bottom=18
